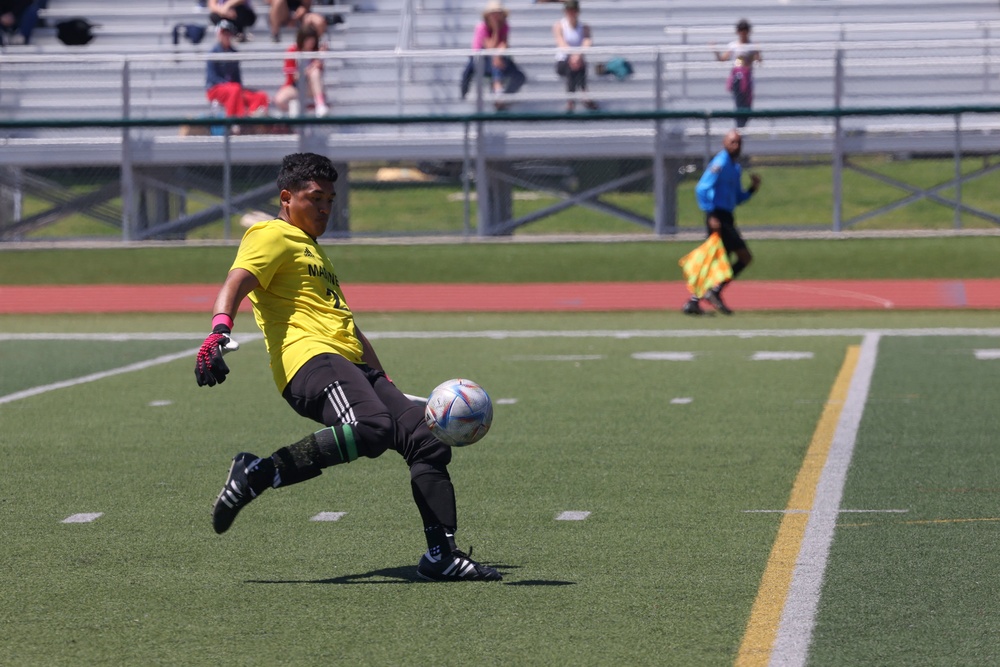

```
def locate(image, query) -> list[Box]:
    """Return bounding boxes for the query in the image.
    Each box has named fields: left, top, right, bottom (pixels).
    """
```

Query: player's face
left=282, top=179, right=335, bottom=239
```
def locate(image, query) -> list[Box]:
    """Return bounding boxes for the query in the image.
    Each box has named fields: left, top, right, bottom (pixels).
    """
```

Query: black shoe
left=416, top=549, right=502, bottom=581
left=682, top=300, right=704, bottom=315
left=704, top=290, right=733, bottom=315
left=212, top=452, right=264, bottom=534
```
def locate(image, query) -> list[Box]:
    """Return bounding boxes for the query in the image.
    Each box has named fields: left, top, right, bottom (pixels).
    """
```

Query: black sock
left=424, top=525, right=459, bottom=560
left=270, top=425, right=358, bottom=488
left=245, top=456, right=276, bottom=495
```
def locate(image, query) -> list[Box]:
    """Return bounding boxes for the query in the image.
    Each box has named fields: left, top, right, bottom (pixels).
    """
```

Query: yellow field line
left=841, top=517, right=1000, bottom=528
left=734, top=345, right=861, bottom=667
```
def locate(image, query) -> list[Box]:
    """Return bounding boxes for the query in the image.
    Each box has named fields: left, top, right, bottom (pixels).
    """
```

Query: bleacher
left=3, top=0, right=1000, bottom=126
left=2, top=0, right=1000, bottom=236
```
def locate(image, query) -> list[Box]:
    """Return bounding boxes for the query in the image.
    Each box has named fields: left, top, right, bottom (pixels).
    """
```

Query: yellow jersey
left=231, top=219, right=364, bottom=391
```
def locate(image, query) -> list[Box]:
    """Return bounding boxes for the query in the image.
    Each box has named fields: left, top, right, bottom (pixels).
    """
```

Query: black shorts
left=281, top=353, right=448, bottom=466
left=705, top=208, right=747, bottom=253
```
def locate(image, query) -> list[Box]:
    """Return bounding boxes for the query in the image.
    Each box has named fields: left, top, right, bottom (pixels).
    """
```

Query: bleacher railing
left=3, top=38, right=1000, bottom=240
left=2, top=103, right=999, bottom=241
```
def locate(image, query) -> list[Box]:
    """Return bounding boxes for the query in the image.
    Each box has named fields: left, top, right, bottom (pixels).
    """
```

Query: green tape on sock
left=341, top=424, right=358, bottom=462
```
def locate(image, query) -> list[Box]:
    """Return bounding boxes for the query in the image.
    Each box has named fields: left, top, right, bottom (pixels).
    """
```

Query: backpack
left=172, top=23, right=207, bottom=45
left=595, top=57, right=634, bottom=81
left=56, top=19, right=97, bottom=46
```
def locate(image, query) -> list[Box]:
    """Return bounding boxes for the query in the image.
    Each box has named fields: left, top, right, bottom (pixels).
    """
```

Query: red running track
left=1, top=280, right=998, bottom=313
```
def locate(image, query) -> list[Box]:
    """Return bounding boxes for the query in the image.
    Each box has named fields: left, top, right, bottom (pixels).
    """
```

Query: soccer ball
left=424, top=378, right=494, bottom=447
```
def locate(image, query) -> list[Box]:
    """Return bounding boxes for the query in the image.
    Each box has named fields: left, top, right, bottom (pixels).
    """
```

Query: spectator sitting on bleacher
left=208, top=0, right=258, bottom=42
left=459, top=0, right=525, bottom=110
left=206, top=20, right=270, bottom=121
left=263, top=0, right=326, bottom=43
left=273, top=25, right=329, bottom=117
left=0, top=0, right=46, bottom=46
left=553, top=0, right=597, bottom=112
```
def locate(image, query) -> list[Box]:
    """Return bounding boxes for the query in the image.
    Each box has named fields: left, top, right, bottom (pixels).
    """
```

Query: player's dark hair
left=277, top=153, right=338, bottom=192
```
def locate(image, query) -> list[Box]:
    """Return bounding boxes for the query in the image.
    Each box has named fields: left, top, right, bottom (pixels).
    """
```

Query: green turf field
left=2, top=311, right=998, bottom=666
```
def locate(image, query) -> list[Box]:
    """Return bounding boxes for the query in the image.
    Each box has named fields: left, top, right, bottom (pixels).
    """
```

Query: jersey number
left=326, top=288, right=349, bottom=311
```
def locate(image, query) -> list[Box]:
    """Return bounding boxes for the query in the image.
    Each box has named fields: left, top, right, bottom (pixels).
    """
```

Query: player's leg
left=233, top=3, right=257, bottom=34
left=704, top=212, right=748, bottom=314
left=273, top=84, right=299, bottom=114
left=682, top=211, right=721, bottom=315
left=300, top=12, right=327, bottom=38
left=268, top=0, right=289, bottom=41
left=211, top=354, right=393, bottom=534
left=304, top=63, right=328, bottom=115
left=370, top=372, right=501, bottom=581
left=242, top=88, right=269, bottom=115
left=207, top=82, right=241, bottom=117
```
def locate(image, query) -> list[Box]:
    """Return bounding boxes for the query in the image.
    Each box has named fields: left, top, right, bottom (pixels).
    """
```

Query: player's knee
left=410, top=439, right=452, bottom=468
left=353, top=411, right=394, bottom=458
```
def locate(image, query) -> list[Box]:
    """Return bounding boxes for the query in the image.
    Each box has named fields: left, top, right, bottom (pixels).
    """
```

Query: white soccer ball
left=424, top=378, right=494, bottom=447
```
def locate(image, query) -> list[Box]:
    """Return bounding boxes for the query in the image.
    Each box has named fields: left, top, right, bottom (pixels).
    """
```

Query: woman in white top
left=714, top=18, right=762, bottom=127
left=552, top=0, right=597, bottom=111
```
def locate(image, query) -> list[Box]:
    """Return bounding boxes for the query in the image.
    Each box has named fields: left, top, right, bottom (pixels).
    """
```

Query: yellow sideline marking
left=841, top=516, right=1000, bottom=528
left=734, top=345, right=860, bottom=667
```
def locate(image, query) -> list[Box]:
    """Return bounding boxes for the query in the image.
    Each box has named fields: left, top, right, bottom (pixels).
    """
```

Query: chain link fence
left=2, top=45, right=1000, bottom=241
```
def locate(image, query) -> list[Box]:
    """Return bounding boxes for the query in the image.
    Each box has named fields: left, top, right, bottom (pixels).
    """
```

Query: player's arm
left=195, top=268, right=259, bottom=387
left=213, top=268, right=258, bottom=319
left=356, top=327, right=386, bottom=375
left=713, top=44, right=732, bottom=62
left=552, top=21, right=569, bottom=49
left=738, top=173, right=762, bottom=204
left=695, top=160, right=721, bottom=213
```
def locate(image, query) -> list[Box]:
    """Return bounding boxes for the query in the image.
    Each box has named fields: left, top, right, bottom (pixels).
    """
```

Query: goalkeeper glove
left=195, top=323, right=240, bottom=387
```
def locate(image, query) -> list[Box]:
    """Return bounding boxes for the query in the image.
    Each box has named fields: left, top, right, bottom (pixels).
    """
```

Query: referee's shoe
left=704, top=289, right=733, bottom=315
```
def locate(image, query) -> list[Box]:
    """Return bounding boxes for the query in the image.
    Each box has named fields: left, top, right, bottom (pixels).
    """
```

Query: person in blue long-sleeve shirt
left=683, top=129, right=761, bottom=315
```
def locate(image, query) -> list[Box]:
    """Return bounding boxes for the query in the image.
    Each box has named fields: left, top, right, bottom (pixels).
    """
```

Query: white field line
left=769, top=332, right=881, bottom=667
left=0, top=333, right=210, bottom=341
left=2, top=328, right=996, bottom=408
left=0, top=348, right=199, bottom=405
left=751, top=351, right=815, bottom=361
left=364, top=328, right=1000, bottom=340
left=633, top=351, right=696, bottom=361
left=0, top=333, right=263, bottom=406
left=62, top=513, right=103, bottom=523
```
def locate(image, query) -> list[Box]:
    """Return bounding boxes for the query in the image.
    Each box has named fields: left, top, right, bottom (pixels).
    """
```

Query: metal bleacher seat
left=1, top=0, right=999, bottom=161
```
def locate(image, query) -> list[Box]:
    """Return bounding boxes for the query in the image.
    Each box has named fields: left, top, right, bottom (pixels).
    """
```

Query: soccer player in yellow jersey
left=195, top=153, right=501, bottom=581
